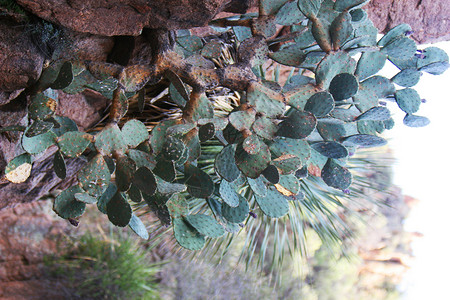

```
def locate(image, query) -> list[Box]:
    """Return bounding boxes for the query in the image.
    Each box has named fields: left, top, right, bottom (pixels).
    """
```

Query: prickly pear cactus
left=2, top=0, right=448, bottom=251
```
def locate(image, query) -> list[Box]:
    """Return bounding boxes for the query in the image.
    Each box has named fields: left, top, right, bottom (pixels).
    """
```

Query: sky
left=381, top=41, right=450, bottom=299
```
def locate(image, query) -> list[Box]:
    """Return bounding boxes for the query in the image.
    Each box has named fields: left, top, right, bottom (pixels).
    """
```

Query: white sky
left=382, top=41, right=450, bottom=299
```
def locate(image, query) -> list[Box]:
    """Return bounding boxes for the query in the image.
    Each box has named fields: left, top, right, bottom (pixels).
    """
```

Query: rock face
left=16, top=0, right=236, bottom=36
left=0, top=18, right=44, bottom=105
left=366, top=0, right=450, bottom=44
left=0, top=200, right=71, bottom=300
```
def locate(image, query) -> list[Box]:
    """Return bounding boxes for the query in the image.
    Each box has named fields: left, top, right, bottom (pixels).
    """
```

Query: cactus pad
left=311, top=141, right=349, bottom=159
left=78, top=154, right=111, bottom=197
left=328, top=73, right=359, bottom=101
left=53, top=185, right=86, bottom=219
left=127, top=184, right=142, bottom=203
left=356, top=106, right=391, bottom=121
left=381, top=37, right=416, bottom=60
left=270, top=137, right=311, bottom=165
left=247, top=176, right=268, bottom=196
left=252, top=116, right=278, bottom=139
left=74, top=193, right=98, bottom=204
left=219, top=179, right=240, bottom=207
left=5, top=154, right=32, bottom=183
left=269, top=45, right=306, bottom=67
left=185, top=164, right=215, bottom=198
left=121, top=119, right=149, bottom=148
left=51, top=61, right=73, bottom=90
left=272, top=154, right=302, bottom=175
left=166, top=123, right=196, bottom=136
left=247, top=82, right=286, bottom=118
left=95, top=123, right=127, bottom=156
left=235, top=141, right=271, bottom=179
left=343, top=134, right=387, bottom=148
left=115, top=156, right=136, bottom=191
left=153, top=159, right=176, bottom=182
left=315, top=51, right=355, bottom=89
left=29, top=89, right=58, bottom=121
left=330, top=12, right=353, bottom=49
left=57, top=131, right=92, bottom=157
left=166, top=194, right=189, bottom=218
left=243, top=134, right=261, bottom=155
left=198, top=123, right=215, bottom=142
left=321, top=158, right=352, bottom=190
left=222, top=194, right=250, bottom=223
left=143, top=192, right=171, bottom=226
left=334, top=0, right=369, bottom=12
left=185, top=214, right=225, bottom=238
left=173, top=218, right=205, bottom=250
left=276, top=0, right=306, bottom=25
left=127, top=149, right=156, bottom=169
left=53, top=150, right=66, bottom=180
left=97, top=183, right=118, bottom=214
left=377, top=23, right=412, bottom=47
left=276, top=110, right=317, bottom=139
left=355, top=51, right=387, bottom=81
left=51, top=116, right=78, bottom=137
left=106, top=191, right=132, bottom=227
left=162, top=137, right=186, bottom=161
left=304, top=91, right=335, bottom=117
left=22, top=130, right=57, bottom=155
left=275, top=174, right=300, bottom=196
left=129, top=214, right=149, bottom=240
left=391, top=69, right=421, bottom=87
left=132, top=166, right=157, bottom=196
left=403, top=114, right=430, bottom=127
left=255, top=188, right=289, bottom=218
left=25, top=120, right=54, bottom=137
left=229, top=110, right=256, bottom=131
left=395, top=88, right=421, bottom=114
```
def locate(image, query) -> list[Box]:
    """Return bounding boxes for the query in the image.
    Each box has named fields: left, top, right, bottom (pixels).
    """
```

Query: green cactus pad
left=383, top=118, right=395, bottom=130
left=173, top=218, right=205, bottom=250
left=185, top=164, right=215, bottom=198
left=343, top=134, right=387, bottom=148
left=229, top=110, right=256, bottom=131
left=53, top=150, right=66, bottom=180
left=25, top=120, right=54, bottom=137
left=191, top=93, right=214, bottom=122
left=391, top=69, right=421, bottom=87
left=418, top=62, right=449, bottom=76
left=95, top=123, right=127, bottom=156
left=51, top=116, right=78, bottom=137
left=330, top=12, right=353, bottom=49
left=395, top=88, right=421, bottom=114
left=127, top=184, right=142, bottom=203
left=270, top=137, right=311, bottom=165
left=272, top=154, right=302, bottom=175
left=321, top=159, right=352, bottom=190
left=74, top=193, right=98, bottom=204
left=247, top=82, right=286, bottom=118
left=356, top=106, right=391, bottom=121
left=97, top=183, right=117, bottom=214
left=106, top=191, right=132, bottom=227
left=0, top=125, right=26, bottom=133
left=276, top=0, right=306, bottom=25
left=357, top=120, right=386, bottom=134
left=29, top=90, right=58, bottom=121
left=261, top=164, right=279, bottom=184
left=276, top=174, right=300, bottom=196
left=304, top=91, right=335, bottom=117
left=214, top=145, right=241, bottom=182
left=315, top=51, right=355, bottom=89
left=198, top=117, right=228, bottom=130
left=316, top=118, right=348, bottom=141
left=355, top=51, right=387, bottom=81
left=276, top=110, right=317, bottom=139
left=403, top=114, right=430, bottom=127
left=162, top=137, right=186, bottom=161
left=269, top=45, right=306, bottom=67
left=201, top=39, right=223, bottom=59
left=166, top=194, right=189, bottom=218
left=4, top=153, right=32, bottom=183
left=103, top=156, right=115, bottom=174
left=198, top=123, right=215, bottom=142
left=248, top=176, right=268, bottom=196
left=129, top=214, right=149, bottom=240
left=311, top=141, right=348, bottom=159
left=57, top=131, right=91, bottom=157
left=235, top=141, right=271, bottom=179
left=377, top=23, right=412, bottom=47
left=127, top=149, right=156, bottom=170
left=150, top=120, right=177, bottom=155
left=53, top=185, right=86, bottom=219
left=115, top=156, right=136, bottom=191
left=252, top=116, right=278, bottom=140
left=328, top=73, right=359, bottom=101
left=233, top=26, right=253, bottom=42
left=143, top=192, right=171, bottom=226
left=22, top=130, right=57, bottom=155
left=255, top=188, right=289, bottom=218
left=334, top=0, right=369, bottom=11
left=156, top=176, right=187, bottom=194
left=222, top=194, right=250, bottom=223
left=51, top=61, right=73, bottom=89
left=185, top=214, right=225, bottom=238
left=354, top=76, right=395, bottom=112
left=243, top=135, right=261, bottom=155
left=295, top=166, right=308, bottom=179
left=285, top=83, right=318, bottom=110
left=219, top=180, right=240, bottom=207
left=182, top=132, right=201, bottom=162
left=222, top=123, right=243, bottom=144
left=132, top=166, right=157, bottom=196
left=330, top=107, right=360, bottom=122
left=153, top=159, right=176, bottom=182
left=261, top=0, right=288, bottom=15
left=78, top=154, right=111, bottom=197
left=381, top=37, right=416, bottom=60
left=177, top=35, right=203, bottom=52
left=297, top=0, right=323, bottom=18
left=166, top=123, right=196, bottom=136
left=417, top=47, right=449, bottom=68
left=121, top=119, right=149, bottom=148
left=169, top=83, right=188, bottom=108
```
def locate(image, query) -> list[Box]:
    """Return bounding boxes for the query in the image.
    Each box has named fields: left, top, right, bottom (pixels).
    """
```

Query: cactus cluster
left=2, top=0, right=448, bottom=251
